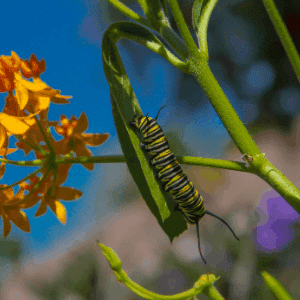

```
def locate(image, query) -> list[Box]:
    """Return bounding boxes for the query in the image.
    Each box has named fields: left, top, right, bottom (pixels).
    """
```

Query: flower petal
left=15, top=78, right=29, bottom=110
left=0, top=51, right=21, bottom=71
left=0, top=148, right=17, bottom=156
left=0, top=113, right=30, bottom=134
left=82, top=133, right=109, bottom=146
left=5, top=208, right=30, bottom=232
left=0, top=163, right=5, bottom=179
left=0, top=124, right=7, bottom=149
left=1, top=185, right=14, bottom=201
left=20, top=194, right=40, bottom=209
left=51, top=94, right=71, bottom=104
left=56, top=187, right=82, bottom=201
left=56, top=163, right=72, bottom=185
left=74, top=140, right=94, bottom=170
left=2, top=215, right=12, bottom=237
left=74, top=112, right=88, bottom=134
left=35, top=201, right=47, bottom=216
left=48, top=199, right=66, bottom=224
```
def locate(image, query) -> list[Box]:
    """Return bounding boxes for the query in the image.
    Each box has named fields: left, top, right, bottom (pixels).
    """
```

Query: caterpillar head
left=130, top=115, right=153, bottom=131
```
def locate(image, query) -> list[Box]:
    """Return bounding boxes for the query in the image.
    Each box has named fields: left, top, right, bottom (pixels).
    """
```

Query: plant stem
left=168, top=0, right=200, bottom=57
left=197, top=0, right=219, bottom=53
left=261, top=0, right=300, bottom=83
left=190, top=60, right=260, bottom=155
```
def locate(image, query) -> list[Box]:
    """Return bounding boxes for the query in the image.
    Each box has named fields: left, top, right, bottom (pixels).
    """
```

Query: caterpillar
left=130, top=107, right=239, bottom=263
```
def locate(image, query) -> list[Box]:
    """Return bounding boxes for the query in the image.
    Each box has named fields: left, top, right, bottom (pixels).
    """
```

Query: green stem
left=59, top=155, right=250, bottom=173
left=253, top=153, right=300, bottom=214
left=262, top=271, right=293, bottom=300
left=51, top=167, right=57, bottom=196
left=261, top=0, right=300, bottom=83
left=160, top=26, right=189, bottom=59
left=0, top=155, right=249, bottom=172
left=0, top=167, right=42, bottom=190
left=107, top=0, right=151, bottom=28
left=135, top=0, right=159, bottom=31
left=7, top=168, right=51, bottom=207
left=106, top=0, right=189, bottom=59
left=97, top=242, right=220, bottom=300
left=197, top=0, right=219, bottom=53
left=0, top=158, right=43, bottom=166
left=33, top=114, right=55, bottom=155
left=117, top=268, right=201, bottom=299
left=189, top=60, right=300, bottom=213
left=107, top=22, right=189, bottom=72
left=15, top=135, right=46, bottom=156
left=168, top=0, right=200, bottom=57
left=135, top=0, right=147, bottom=11
left=178, top=156, right=249, bottom=172
left=190, top=60, right=261, bottom=155
left=203, top=284, right=224, bottom=300
left=191, top=55, right=300, bottom=213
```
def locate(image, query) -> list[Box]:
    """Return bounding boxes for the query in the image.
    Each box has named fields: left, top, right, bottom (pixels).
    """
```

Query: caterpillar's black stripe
left=130, top=108, right=239, bottom=263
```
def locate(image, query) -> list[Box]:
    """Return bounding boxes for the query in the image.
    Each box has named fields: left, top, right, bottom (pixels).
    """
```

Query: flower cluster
left=0, top=51, right=109, bottom=237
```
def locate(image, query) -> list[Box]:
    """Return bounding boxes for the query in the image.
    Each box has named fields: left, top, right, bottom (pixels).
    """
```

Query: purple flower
left=253, top=190, right=299, bottom=252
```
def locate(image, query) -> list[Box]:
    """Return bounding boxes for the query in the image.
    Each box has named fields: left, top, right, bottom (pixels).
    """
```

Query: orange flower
left=23, top=174, right=47, bottom=196
left=13, top=72, right=71, bottom=113
left=21, top=165, right=80, bottom=224
left=34, top=181, right=82, bottom=224
left=0, top=125, right=17, bottom=179
left=0, top=51, right=21, bottom=72
left=20, top=53, right=46, bottom=78
left=0, top=123, right=18, bottom=153
left=0, top=61, right=14, bottom=93
left=0, top=111, right=35, bottom=136
left=0, top=51, right=21, bottom=93
left=15, top=117, right=55, bottom=156
left=55, top=113, right=109, bottom=170
left=0, top=184, right=39, bottom=237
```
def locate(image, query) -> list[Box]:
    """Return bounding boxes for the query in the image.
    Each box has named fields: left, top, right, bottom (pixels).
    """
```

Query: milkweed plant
left=1, top=0, right=299, bottom=299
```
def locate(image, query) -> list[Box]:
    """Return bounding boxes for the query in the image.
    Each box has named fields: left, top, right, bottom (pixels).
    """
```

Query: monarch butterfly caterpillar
left=130, top=106, right=239, bottom=264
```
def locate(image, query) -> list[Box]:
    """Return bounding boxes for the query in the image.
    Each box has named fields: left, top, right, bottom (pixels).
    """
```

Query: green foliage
left=100, top=0, right=300, bottom=298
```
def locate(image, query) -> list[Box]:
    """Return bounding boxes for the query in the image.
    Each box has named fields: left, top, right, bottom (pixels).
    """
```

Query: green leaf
left=102, top=22, right=187, bottom=241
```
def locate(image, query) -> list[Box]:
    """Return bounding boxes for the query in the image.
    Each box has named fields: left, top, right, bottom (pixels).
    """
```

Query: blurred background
left=1, top=0, right=300, bottom=299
